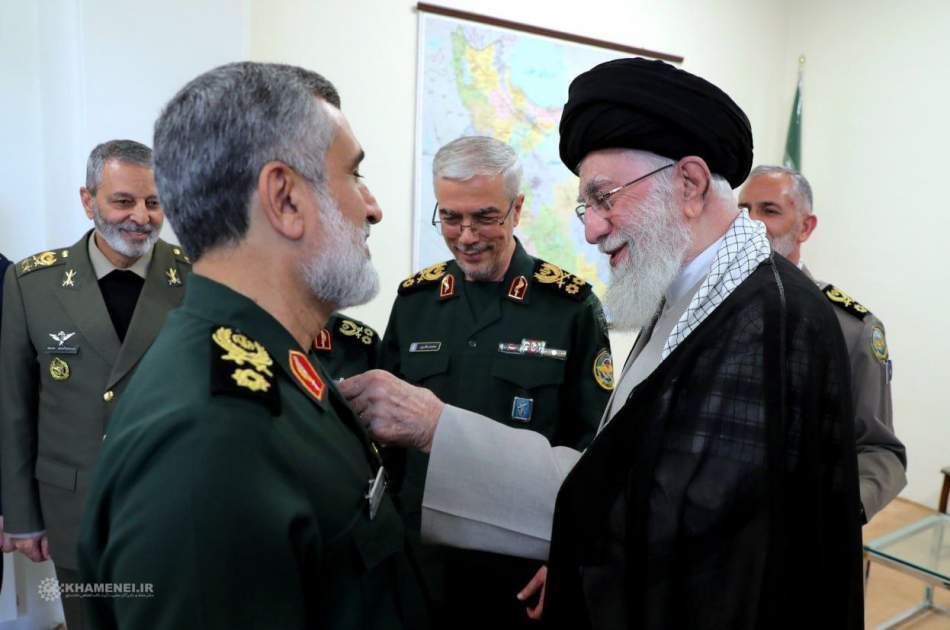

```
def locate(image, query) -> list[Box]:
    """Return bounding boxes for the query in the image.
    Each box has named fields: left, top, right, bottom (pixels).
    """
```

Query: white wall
left=783, top=0, right=950, bottom=506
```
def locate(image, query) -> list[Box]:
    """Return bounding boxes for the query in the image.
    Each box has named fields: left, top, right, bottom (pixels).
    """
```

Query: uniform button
left=468, top=340, right=477, bottom=348
left=103, top=390, right=115, bottom=402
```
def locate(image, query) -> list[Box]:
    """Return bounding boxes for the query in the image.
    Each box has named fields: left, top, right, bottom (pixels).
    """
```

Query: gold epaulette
left=532, top=260, right=591, bottom=302
left=823, top=285, right=871, bottom=321
left=209, top=326, right=280, bottom=414
left=16, top=249, right=69, bottom=277
left=337, top=318, right=377, bottom=346
left=398, top=261, right=449, bottom=295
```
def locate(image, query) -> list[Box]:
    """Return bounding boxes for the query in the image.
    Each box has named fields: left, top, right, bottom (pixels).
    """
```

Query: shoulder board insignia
left=338, top=319, right=376, bottom=346
left=823, top=285, right=871, bottom=321
left=209, top=326, right=279, bottom=414
left=398, top=261, right=449, bottom=295
left=16, top=250, right=65, bottom=277
left=171, top=246, right=192, bottom=265
left=532, top=260, right=591, bottom=302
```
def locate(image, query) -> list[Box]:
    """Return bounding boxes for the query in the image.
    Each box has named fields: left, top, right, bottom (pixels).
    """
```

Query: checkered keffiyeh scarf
left=662, top=210, right=772, bottom=359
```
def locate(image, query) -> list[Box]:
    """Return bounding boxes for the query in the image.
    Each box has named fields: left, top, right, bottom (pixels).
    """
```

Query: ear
left=80, top=187, right=94, bottom=220
left=675, top=156, right=712, bottom=219
left=511, top=192, right=525, bottom=228
left=798, top=213, right=818, bottom=244
left=257, top=161, right=306, bottom=241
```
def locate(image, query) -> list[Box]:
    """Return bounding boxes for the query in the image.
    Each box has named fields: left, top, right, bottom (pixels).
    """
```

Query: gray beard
left=300, top=196, right=379, bottom=310
left=602, top=193, right=690, bottom=331
left=768, top=230, right=796, bottom=258
left=92, top=202, right=160, bottom=258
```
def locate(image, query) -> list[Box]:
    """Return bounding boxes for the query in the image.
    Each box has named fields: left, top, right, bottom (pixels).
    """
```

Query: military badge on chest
left=46, top=330, right=79, bottom=355
left=511, top=395, right=533, bottom=423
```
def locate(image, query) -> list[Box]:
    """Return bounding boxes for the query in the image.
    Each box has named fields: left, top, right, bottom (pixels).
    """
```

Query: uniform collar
left=87, top=230, right=152, bottom=280
left=444, top=236, right=534, bottom=304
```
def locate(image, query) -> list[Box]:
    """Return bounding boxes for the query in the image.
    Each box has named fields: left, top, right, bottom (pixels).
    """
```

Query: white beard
left=92, top=202, right=160, bottom=258
left=300, top=196, right=379, bottom=310
left=602, top=187, right=690, bottom=331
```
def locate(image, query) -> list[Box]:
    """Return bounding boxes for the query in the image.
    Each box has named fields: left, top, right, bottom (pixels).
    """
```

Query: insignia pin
left=166, top=267, right=182, bottom=286
left=511, top=396, right=533, bottom=423
left=439, top=274, right=455, bottom=299
left=62, top=269, right=77, bottom=288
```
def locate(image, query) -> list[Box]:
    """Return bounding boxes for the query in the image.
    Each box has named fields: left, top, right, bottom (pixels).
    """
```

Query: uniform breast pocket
left=400, top=350, right=450, bottom=384
left=490, top=355, right=566, bottom=390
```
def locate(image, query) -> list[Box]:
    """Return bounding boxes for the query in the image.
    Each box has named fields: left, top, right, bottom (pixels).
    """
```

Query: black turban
left=559, top=58, right=753, bottom=188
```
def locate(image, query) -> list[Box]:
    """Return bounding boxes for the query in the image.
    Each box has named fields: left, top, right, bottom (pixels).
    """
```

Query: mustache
left=115, top=222, right=155, bottom=234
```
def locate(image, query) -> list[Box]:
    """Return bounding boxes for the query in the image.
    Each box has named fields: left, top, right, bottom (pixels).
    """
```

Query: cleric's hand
left=338, top=369, right=443, bottom=453
left=518, top=564, right=547, bottom=620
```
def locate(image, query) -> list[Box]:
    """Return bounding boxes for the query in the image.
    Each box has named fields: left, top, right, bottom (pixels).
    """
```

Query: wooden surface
left=864, top=498, right=950, bottom=628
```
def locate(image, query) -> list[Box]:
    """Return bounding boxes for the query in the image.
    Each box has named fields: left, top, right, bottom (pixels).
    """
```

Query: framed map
left=412, top=7, right=679, bottom=297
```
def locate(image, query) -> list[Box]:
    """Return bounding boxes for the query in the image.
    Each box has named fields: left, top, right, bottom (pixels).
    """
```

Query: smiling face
left=81, top=159, right=163, bottom=265
left=577, top=149, right=690, bottom=330
left=434, top=173, right=522, bottom=282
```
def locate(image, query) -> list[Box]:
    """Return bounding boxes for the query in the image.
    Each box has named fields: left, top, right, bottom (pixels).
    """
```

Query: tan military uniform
left=0, top=231, right=190, bottom=569
left=804, top=265, right=906, bottom=520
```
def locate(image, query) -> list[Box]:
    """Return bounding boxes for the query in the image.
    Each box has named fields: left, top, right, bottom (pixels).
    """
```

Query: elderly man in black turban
left=341, top=58, right=863, bottom=629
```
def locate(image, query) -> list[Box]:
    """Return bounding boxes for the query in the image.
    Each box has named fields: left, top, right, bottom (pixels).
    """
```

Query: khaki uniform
left=0, top=232, right=190, bottom=569
left=806, top=266, right=906, bottom=520
left=78, top=274, right=426, bottom=629
left=380, top=239, right=612, bottom=627
left=313, top=313, right=380, bottom=379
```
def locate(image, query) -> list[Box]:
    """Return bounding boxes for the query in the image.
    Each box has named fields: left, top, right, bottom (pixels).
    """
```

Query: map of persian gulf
left=414, top=14, right=631, bottom=296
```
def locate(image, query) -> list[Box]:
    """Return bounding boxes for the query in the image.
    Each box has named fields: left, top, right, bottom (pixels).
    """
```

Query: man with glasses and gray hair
left=342, top=59, right=864, bottom=628
left=375, top=135, right=612, bottom=628
left=739, top=165, right=906, bottom=522
left=1, top=138, right=190, bottom=630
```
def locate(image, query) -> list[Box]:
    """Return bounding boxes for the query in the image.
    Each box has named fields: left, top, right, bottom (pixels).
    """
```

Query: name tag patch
left=409, top=341, right=442, bottom=353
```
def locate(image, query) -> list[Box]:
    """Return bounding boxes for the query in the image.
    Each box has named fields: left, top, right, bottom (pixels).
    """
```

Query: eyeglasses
left=431, top=198, right=516, bottom=235
left=574, top=163, right=674, bottom=222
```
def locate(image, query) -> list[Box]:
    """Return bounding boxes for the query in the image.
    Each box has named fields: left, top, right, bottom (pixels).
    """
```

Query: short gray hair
left=748, top=165, right=813, bottom=214
left=153, top=62, right=339, bottom=260
left=85, top=140, right=153, bottom=194
left=433, top=136, right=523, bottom=199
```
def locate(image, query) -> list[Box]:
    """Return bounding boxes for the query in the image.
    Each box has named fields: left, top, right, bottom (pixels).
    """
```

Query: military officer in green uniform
left=314, top=313, right=380, bottom=379
left=78, top=62, right=426, bottom=629
left=740, top=165, right=906, bottom=522
left=379, top=136, right=612, bottom=628
left=0, top=139, right=189, bottom=630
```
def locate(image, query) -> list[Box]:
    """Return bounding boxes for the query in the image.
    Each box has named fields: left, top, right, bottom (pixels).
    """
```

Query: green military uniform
left=806, top=269, right=906, bottom=521
left=313, top=313, right=380, bottom=379
left=0, top=231, right=190, bottom=571
left=380, top=238, right=612, bottom=627
left=78, top=274, right=426, bottom=630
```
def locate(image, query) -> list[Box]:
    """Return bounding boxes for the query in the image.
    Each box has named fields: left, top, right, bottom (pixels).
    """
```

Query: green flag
left=783, top=62, right=803, bottom=171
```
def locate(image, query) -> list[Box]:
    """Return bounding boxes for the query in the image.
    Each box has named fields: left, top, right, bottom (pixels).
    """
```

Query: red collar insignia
left=314, top=328, right=332, bottom=352
left=507, top=275, right=528, bottom=301
left=288, top=350, right=325, bottom=402
left=439, top=274, right=455, bottom=300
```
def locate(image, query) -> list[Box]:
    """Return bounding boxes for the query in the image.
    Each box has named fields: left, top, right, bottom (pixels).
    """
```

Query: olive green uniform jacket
left=77, top=274, right=426, bottom=630
left=380, top=239, right=612, bottom=618
left=313, top=313, right=380, bottom=379
left=805, top=266, right=906, bottom=521
left=0, top=233, right=190, bottom=569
